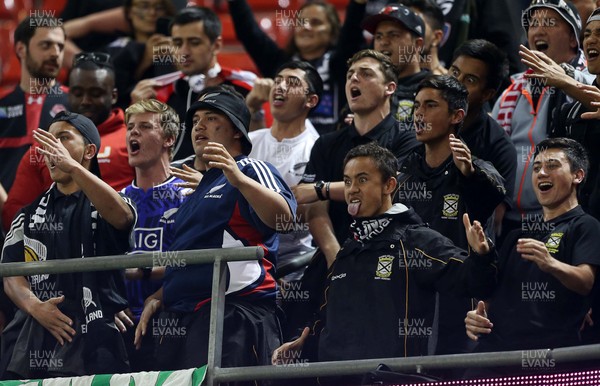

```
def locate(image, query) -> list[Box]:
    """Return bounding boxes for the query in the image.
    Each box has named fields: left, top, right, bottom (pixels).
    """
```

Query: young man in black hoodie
left=396, top=74, right=506, bottom=356
left=273, top=142, right=497, bottom=378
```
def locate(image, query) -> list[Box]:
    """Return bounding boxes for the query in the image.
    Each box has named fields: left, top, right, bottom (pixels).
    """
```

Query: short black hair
left=275, top=61, right=324, bottom=98
left=171, top=6, right=221, bottom=43
left=344, top=142, right=398, bottom=182
left=14, top=16, right=65, bottom=48
left=416, top=74, right=468, bottom=112
left=452, top=39, right=508, bottom=93
left=534, top=137, right=589, bottom=180
left=398, top=0, right=444, bottom=31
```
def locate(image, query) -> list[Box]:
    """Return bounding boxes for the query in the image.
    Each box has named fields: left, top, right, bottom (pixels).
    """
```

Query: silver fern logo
left=436, top=0, right=455, bottom=15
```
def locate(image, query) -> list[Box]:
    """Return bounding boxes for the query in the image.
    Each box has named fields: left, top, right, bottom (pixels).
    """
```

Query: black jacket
left=397, top=146, right=506, bottom=249
left=460, top=111, right=517, bottom=209
left=316, top=205, right=497, bottom=361
left=302, top=114, right=419, bottom=244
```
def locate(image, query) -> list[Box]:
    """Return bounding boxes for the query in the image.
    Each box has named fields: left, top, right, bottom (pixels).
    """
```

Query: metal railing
left=0, top=247, right=263, bottom=386
left=1, top=248, right=599, bottom=386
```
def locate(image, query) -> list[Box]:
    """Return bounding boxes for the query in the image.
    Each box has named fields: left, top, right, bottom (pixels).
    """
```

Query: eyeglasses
left=73, top=52, right=112, bottom=68
left=132, top=1, right=167, bottom=13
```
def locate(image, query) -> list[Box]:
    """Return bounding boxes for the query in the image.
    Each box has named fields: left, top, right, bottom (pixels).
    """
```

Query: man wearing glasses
left=2, top=52, right=134, bottom=232
left=0, top=16, right=69, bottom=195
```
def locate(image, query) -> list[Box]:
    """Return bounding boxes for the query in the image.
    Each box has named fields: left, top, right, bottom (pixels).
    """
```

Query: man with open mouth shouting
left=493, top=0, right=594, bottom=242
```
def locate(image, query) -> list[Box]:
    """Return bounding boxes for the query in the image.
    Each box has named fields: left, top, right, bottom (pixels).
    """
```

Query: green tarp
left=0, top=366, right=206, bottom=386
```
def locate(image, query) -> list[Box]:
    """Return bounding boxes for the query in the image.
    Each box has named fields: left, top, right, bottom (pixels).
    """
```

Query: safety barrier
left=1, top=248, right=599, bottom=385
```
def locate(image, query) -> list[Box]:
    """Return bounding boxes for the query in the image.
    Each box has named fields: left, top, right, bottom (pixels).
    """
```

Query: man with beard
left=0, top=16, right=69, bottom=193
left=2, top=53, right=134, bottom=231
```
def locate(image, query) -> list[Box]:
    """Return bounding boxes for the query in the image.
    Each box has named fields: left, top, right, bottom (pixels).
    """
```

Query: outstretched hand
left=30, top=295, right=76, bottom=346
left=450, top=134, right=474, bottom=177
left=171, top=164, right=203, bottom=195
left=463, top=213, right=490, bottom=255
left=33, top=128, right=81, bottom=174
left=520, top=44, right=565, bottom=85
left=134, top=297, right=161, bottom=350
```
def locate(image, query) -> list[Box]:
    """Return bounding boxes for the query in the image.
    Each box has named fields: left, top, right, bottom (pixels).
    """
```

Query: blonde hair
left=125, top=99, right=180, bottom=160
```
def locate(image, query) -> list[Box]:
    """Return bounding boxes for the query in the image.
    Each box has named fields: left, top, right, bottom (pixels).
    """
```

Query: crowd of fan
left=0, top=0, right=599, bottom=383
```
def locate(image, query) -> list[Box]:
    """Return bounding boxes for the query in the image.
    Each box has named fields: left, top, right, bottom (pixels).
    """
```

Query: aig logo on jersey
left=442, top=194, right=460, bottom=219
left=545, top=232, right=564, bottom=254
left=375, top=255, right=394, bottom=280
left=135, top=228, right=164, bottom=251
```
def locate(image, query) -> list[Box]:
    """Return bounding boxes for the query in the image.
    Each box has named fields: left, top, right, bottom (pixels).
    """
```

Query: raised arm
left=330, top=0, right=367, bottom=68
left=520, top=45, right=596, bottom=108
left=33, top=129, right=134, bottom=231
left=228, top=0, right=287, bottom=77
left=63, top=7, right=129, bottom=39
left=202, top=142, right=296, bottom=229
left=517, top=238, right=597, bottom=296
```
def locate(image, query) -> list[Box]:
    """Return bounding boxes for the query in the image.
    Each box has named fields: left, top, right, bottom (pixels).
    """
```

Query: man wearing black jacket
left=450, top=39, right=517, bottom=237
left=273, top=143, right=496, bottom=375
left=397, top=75, right=506, bottom=356
left=298, top=49, right=419, bottom=266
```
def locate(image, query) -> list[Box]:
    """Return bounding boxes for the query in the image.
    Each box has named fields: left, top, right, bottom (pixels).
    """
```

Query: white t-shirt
left=249, top=123, right=319, bottom=187
left=249, top=123, right=319, bottom=258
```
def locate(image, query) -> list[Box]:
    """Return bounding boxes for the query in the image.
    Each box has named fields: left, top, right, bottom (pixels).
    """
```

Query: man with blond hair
left=120, top=99, right=190, bottom=371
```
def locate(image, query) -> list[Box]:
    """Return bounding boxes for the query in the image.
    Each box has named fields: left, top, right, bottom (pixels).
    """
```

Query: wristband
left=325, top=181, right=331, bottom=200
left=314, top=180, right=326, bottom=201
left=559, top=63, right=575, bottom=79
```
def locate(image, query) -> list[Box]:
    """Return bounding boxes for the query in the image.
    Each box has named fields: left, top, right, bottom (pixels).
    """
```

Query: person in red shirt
left=2, top=52, right=134, bottom=231
left=0, top=16, right=69, bottom=193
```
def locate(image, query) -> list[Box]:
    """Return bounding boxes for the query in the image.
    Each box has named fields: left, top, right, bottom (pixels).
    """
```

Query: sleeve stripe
left=249, top=162, right=269, bottom=189
left=252, top=160, right=281, bottom=193
left=4, top=212, right=25, bottom=245
left=414, top=248, right=448, bottom=265
left=2, top=212, right=25, bottom=262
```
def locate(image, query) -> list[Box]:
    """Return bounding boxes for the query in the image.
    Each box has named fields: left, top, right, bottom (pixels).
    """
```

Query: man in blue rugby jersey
left=120, top=99, right=190, bottom=371
left=134, top=86, right=297, bottom=373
